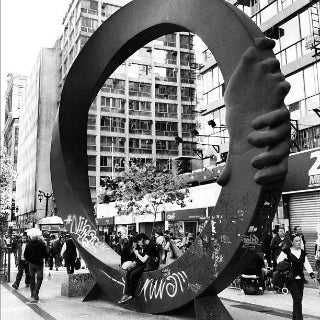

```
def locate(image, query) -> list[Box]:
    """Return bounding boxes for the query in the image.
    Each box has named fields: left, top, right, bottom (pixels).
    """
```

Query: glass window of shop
left=286, top=63, right=320, bottom=119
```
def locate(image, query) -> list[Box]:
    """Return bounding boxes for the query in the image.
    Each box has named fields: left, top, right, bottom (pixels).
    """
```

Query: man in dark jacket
left=24, top=233, right=47, bottom=302
left=270, top=227, right=290, bottom=269
left=61, top=234, right=78, bottom=274
left=12, top=234, right=30, bottom=289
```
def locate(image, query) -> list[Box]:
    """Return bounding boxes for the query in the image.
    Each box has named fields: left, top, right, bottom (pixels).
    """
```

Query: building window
left=129, top=100, right=152, bottom=116
left=88, top=155, right=96, bottom=171
left=156, top=140, right=178, bottom=155
left=155, top=121, right=178, bottom=136
left=88, top=115, right=96, bottom=130
left=100, top=136, right=125, bottom=152
left=81, top=0, right=98, bottom=15
left=154, top=49, right=177, bottom=65
left=101, top=116, right=125, bottom=133
left=81, top=17, right=98, bottom=33
left=129, top=81, right=152, bottom=98
left=155, top=84, right=177, bottom=100
left=129, top=138, right=153, bottom=154
left=129, top=119, right=152, bottom=135
left=155, top=103, right=178, bottom=118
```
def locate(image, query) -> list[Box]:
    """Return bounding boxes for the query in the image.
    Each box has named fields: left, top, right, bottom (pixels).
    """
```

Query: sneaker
left=12, top=283, right=18, bottom=290
left=118, top=294, right=133, bottom=304
left=34, top=292, right=39, bottom=301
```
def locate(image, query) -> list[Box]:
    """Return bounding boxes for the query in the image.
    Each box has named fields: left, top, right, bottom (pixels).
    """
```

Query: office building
left=2, top=73, right=27, bottom=221
left=59, top=0, right=199, bottom=203
left=199, top=0, right=320, bottom=265
left=15, top=48, right=60, bottom=229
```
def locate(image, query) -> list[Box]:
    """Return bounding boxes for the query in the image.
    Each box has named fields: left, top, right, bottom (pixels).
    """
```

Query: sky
left=1, top=0, right=71, bottom=124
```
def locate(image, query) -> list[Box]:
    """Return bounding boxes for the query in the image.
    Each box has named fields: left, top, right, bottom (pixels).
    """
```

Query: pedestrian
left=118, top=233, right=159, bottom=304
left=277, top=234, right=316, bottom=320
left=154, top=230, right=166, bottom=264
left=12, top=234, right=30, bottom=290
left=315, top=233, right=320, bottom=294
left=61, top=234, right=78, bottom=274
left=50, top=234, right=63, bottom=271
left=293, top=226, right=307, bottom=252
left=261, top=228, right=272, bottom=268
left=120, top=237, right=137, bottom=270
left=24, top=231, right=48, bottom=302
left=270, top=226, right=290, bottom=269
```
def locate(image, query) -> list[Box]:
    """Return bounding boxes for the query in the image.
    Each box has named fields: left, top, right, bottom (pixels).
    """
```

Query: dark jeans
left=48, top=254, right=62, bottom=270
left=286, top=279, right=304, bottom=320
left=29, top=263, right=43, bottom=295
left=124, top=264, right=145, bottom=296
left=14, top=260, right=30, bottom=286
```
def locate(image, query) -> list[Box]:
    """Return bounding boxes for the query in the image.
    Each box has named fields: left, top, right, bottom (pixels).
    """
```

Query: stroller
left=239, top=252, right=265, bottom=295
left=240, top=274, right=264, bottom=295
left=272, top=269, right=289, bottom=294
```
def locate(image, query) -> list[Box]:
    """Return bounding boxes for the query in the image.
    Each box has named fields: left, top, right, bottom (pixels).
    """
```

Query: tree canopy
left=99, top=163, right=190, bottom=222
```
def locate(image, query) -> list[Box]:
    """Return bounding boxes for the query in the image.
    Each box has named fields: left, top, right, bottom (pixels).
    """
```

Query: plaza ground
left=1, top=264, right=319, bottom=320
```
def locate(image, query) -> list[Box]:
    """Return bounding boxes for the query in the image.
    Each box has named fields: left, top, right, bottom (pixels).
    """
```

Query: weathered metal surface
left=50, top=0, right=289, bottom=316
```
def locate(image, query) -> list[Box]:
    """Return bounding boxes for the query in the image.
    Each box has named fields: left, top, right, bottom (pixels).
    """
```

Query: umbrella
left=26, top=228, right=42, bottom=238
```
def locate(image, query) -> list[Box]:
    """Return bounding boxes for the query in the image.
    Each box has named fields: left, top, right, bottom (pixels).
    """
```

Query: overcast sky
left=1, top=0, right=71, bottom=123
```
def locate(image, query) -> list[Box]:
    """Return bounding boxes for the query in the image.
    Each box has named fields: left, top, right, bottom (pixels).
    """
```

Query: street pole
left=111, top=141, right=114, bottom=179
left=38, top=190, right=53, bottom=217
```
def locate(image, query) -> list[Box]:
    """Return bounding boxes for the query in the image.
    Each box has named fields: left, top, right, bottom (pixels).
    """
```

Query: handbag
left=75, top=257, right=81, bottom=270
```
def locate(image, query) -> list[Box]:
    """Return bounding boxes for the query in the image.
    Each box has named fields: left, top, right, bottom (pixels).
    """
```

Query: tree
left=0, top=149, right=16, bottom=228
left=100, top=163, right=190, bottom=234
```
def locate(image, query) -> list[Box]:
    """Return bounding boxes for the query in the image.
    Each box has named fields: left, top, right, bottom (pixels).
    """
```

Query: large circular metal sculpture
left=51, top=0, right=290, bottom=317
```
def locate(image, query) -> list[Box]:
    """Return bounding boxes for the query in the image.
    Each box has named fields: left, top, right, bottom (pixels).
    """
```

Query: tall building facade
left=59, top=0, right=199, bottom=203
left=2, top=74, right=27, bottom=220
left=15, top=48, right=60, bottom=229
left=199, top=0, right=320, bottom=265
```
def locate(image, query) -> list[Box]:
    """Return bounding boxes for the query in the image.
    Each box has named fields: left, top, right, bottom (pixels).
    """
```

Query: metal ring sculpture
left=51, top=0, right=288, bottom=316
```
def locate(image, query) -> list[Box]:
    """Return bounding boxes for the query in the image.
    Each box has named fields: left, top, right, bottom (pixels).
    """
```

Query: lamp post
left=38, top=190, right=53, bottom=217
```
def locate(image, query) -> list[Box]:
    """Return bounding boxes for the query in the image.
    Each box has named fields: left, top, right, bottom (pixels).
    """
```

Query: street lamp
left=38, top=190, right=53, bottom=217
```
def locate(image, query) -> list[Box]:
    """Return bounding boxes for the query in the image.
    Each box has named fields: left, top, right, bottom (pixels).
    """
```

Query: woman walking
left=277, top=234, right=316, bottom=320
left=315, top=233, right=320, bottom=294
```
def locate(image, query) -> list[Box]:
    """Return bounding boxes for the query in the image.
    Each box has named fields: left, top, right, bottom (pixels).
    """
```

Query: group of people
left=11, top=231, right=80, bottom=302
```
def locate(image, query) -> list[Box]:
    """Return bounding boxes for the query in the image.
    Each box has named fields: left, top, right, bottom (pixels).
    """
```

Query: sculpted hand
left=217, top=38, right=291, bottom=186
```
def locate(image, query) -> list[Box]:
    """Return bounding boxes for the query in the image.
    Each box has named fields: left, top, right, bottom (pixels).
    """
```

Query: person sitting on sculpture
left=120, top=236, right=138, bottom=270
left=119, top=233, right=159, bottom=304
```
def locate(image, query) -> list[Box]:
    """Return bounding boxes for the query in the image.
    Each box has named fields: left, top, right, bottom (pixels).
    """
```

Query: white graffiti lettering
left=64, top=214, right=109, bottom=252
left=138, top=271, right=188, bottom=302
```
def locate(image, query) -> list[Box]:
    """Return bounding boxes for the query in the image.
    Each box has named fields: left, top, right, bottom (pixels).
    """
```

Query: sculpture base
left=61, top=272, right=95, bottom=297
left=194, top=295, right=233, bottom=320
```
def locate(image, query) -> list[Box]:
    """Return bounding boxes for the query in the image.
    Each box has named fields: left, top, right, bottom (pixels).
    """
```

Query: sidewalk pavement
left=1, top=263, right=320, bottom=320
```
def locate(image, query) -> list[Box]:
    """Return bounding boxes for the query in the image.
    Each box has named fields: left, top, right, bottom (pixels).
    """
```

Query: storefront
left=165, top=207, right=213, bottom=238
left=114, top=214, right=136, bottom=235
left=95, top=217, right=115, bottom=236
left=282, top=147, right=320, bottom=267
left=135, top=212, right=165, bottom=236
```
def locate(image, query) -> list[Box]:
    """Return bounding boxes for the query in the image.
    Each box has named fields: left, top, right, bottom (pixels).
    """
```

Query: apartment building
left=199, top=0, right=320, bottom=265
left=2, top=74, right=27, bottom=221
left=15, top=48, right=60, bottom=229
left=59, top=0, right=199, bottom=203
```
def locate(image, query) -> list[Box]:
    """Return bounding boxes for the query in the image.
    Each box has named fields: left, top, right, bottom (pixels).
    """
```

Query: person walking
left=293, top=226, right=307, bottom=252
left=61, top=234, right=78, bottom=274
left=315, top=233, right=320, bottom=294
left=24, top=232, right=48, bottom=302
left=277, top=234, right=316, bottom=320
left=270, top=226, right=290, bottom=269
left=12, top=234, right=30, bottom=289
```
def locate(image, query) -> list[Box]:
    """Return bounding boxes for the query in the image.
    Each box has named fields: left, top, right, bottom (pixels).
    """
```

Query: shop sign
left=165, top=208, right=206, bottom=221
left=95, top=217, right=115, bottom=225
left=283, top=148, right=320, bottom=192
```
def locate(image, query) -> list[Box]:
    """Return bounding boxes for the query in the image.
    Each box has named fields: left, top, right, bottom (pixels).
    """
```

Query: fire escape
left=310, top=1, right=320, bottom=57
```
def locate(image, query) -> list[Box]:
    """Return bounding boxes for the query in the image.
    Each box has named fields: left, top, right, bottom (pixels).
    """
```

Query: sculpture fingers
left=254, top=37, right=275, bottom=50
left=247, top=121, right=290, bottom=148
left=252, top=107, right=290, bottom=130
left=217, top=158, right=232, bottom=187
left=251, top=140, right=290, bottom=169
left=254, top=157, right=288, bottom=185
